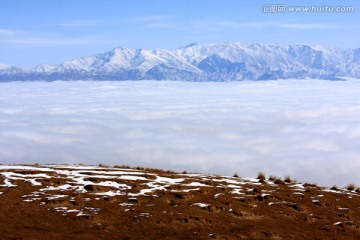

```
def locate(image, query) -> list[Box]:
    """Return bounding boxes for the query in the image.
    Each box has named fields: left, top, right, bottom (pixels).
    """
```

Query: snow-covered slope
left=1, top=42, right=359, bottom=81
left=0, top=63, right=11, bottom=70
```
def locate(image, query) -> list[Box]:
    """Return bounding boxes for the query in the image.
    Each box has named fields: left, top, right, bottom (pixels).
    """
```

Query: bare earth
left=0, top=164, right=360, bottom=239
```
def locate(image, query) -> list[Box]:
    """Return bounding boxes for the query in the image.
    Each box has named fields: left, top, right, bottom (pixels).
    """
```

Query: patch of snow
left=25, top=178, right=42, bottom=186
left=322, top=189, right=341, bottom=193
left=183, top=181, right=209, bottom=187
left=47, top=194, right=67, bottom=200
left=1, top=178, right=16, bottom=187
left=129, top=181, right=167, bottom=196
left=242, top=177, right=261, bottom=183
left=231, top=189, right=244, bottom=195
left=84, top=207, right=100, bottom=213
left=170, top=188, right=200, bottom=193
left=54, top=207, right=68, bottom=211
left=226, top=184, right=242, bottom=188
left=338, top=208, right=349, bottom=210
left=192, top=203, right=210, bottom=208
left=65, top=209, right=80, bottom=213
left=292, top=188, right=306, bottom=192
left=118, top=175, right=148, bottom=181
left=268, top=201, right=294, bottom=206
left=39, top=184, right=81, bottom=192
left=92, top=190, right=124, bottom=196
left=76, top=212, right=91, bottom=217
left=119, top=203, right=135, bottom=206
left=138, top=212, right=150, bottom=217
left=214, top=193, right=223, bottom=198
left=155, top=176, right=185, bottom=184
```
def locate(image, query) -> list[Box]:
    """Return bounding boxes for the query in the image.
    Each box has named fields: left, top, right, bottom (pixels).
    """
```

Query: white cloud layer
left=1, top=80, right=360, bottom=187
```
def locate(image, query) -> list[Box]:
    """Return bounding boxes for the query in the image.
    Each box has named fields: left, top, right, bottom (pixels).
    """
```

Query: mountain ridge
left=1, top=42, right=359, bottom=81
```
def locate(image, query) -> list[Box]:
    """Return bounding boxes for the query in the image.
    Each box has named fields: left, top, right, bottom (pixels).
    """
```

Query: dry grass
left=284, top=176, right=291, bottom=183
left=98, top=164, right=109, bottom=168
left=146, top=167, right=165, bottom=173
left=257, top=172, right=266, bottom=181
left=114, top=165, right=131, bottom=169
left=303, top=182, right=317, bottom=187
left=268, top=175, right=276, bottom=181
left=274, top=177, right=285, bottom=185
left=346, top=184, right=356, bottom=191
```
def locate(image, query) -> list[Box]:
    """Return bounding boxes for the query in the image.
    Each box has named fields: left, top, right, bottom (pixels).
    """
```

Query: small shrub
left=144, top=167, right=163, bottom=173
left=268, top=175, right=276, bottom=181
left=98, top=163, right=109, bottom=168
left=253, top=188, right=261, bottom=193
left=274, top=178, right=285, bottom=185
left=182, top=171, right=188, bottom=174
left=330, top=185, right=338, bottom=191
left=304, top=182, right=317, bottom=188
left=356, top=187, right=360, bottom=193
left=284, top=176, right=292, bottom=183
left=257, top=172, right=266, bottom=181
left=284, top=176, right=296, bottom=183
left=114, top=165, right=130, bottom=169
left=233, top=173, right=239, bottom=178
left=346, top=184, right=356, bottom=191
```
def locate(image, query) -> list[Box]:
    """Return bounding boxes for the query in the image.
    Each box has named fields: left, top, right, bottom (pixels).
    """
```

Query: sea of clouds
left=1, top=79, right=360, bottom=187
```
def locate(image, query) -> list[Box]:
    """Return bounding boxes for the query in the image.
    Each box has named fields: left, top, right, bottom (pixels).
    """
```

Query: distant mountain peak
left=0, top=63, right=10, bottom=70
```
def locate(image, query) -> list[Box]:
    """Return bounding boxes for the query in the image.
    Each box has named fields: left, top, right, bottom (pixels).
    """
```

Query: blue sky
left=1, top=0, right=359, bottom=68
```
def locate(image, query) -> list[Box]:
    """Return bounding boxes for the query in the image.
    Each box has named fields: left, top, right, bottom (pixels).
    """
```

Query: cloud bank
left=1, top=80, right=360, bottom=187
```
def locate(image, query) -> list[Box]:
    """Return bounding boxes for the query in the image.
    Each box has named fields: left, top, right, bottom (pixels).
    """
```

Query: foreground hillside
left=1, top=164, right=360, bottom=239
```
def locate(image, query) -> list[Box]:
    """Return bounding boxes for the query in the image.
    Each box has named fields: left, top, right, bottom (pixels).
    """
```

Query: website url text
left=262, top=4, right=355, bottom=13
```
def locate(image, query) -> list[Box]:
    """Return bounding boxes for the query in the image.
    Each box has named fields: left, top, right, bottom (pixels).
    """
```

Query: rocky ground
left=1, top=164, right=360, bottom=239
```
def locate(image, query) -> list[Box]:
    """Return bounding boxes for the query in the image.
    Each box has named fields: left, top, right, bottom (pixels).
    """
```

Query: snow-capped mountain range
left=1, top=42, right=360, bottom=81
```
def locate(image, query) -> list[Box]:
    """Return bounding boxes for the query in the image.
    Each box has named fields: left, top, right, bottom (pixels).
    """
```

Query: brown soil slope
left=0, top=164, right=360, bottom=239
